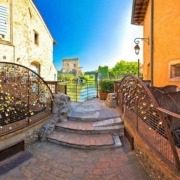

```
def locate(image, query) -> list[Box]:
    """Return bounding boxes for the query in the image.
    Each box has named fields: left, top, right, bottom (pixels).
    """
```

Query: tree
left=98, top=66, right=109, bottom=80
left=110, top=60, right=138, bottom=79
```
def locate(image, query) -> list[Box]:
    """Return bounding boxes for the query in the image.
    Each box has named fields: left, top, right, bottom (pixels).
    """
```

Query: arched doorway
left=30, top=61, right=41, bottom=75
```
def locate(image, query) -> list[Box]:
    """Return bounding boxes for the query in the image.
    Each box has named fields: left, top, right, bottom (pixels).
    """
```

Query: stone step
left=55, top=121, right=124, bottom=135
left=68, top=109, right=120, bottom=122
left=47, top=131, right=122, bottom=149
left=93, top=117, right=123, bottom=127
left=68, top=115, right=120, bottom=122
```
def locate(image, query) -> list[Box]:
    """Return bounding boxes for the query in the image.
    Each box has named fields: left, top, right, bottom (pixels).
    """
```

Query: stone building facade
left=0, top=0, right=57, bottom=81
left=62, top=58, right=82, bottom=76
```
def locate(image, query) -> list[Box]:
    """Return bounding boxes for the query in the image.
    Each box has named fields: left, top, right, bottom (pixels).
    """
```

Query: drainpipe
left=150, top=0, right=154, bottom=86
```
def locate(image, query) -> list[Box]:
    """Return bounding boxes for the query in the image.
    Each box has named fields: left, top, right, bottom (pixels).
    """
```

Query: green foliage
left=58, top=71, right=76, bottom=81
left=84, top=70, right=97, bottom=75
left=84, top=74, right=96, bottom=81
left=99, top=80, right=114, bottom=93
left=110, top=60, right=138, bottom=79
left=58, top=70, right=97, bottom=82
left=98, top=66, right=109, bottom=80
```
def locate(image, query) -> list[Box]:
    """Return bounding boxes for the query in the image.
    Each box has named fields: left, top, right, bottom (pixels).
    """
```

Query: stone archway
left=30, top=61, right=41, bottom=75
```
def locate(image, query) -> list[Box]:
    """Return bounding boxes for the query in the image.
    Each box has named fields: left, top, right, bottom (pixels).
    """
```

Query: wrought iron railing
left=0, top=62, right=53, bottom=136
left=115, top=75, right=180, bottom=171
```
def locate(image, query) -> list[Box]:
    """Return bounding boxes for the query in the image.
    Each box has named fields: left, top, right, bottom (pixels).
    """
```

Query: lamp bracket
left=134, top=37, right=149, bottom=45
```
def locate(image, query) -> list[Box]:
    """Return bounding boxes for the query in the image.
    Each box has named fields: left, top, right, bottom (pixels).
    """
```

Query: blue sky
left=34, top=0, right=142, bottom=71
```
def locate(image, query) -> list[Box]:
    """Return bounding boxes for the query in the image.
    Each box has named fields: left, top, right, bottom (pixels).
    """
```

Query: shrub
left=99, top=80, right=114, bottom=93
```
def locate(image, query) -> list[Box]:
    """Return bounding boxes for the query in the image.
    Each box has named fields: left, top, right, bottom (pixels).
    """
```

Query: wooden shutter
left=0, top=5, right=8, bottom=37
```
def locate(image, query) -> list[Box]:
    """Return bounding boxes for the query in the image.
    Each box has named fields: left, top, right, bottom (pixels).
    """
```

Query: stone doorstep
left=55, top=124, right=124, bottom=136
left=47, top=131, right=122, bottom=149
left=68, top=115, right=121, bottom=122
left=56, top=118, right=123, bottom=131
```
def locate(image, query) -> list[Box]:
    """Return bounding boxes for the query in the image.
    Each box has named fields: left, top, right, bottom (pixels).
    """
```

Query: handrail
left=157, top=107, right=180, bottom=119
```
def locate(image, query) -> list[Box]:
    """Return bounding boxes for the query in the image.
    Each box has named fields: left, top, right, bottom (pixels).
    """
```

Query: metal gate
left=66, top=79, right=98, bottom=102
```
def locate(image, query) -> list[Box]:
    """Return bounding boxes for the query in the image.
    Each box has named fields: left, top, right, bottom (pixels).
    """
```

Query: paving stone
left=1, top=141, right=149, bottom=179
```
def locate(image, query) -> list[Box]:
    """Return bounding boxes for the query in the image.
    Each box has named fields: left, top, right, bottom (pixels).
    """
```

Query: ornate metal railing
left=0, top=62, right=53, bottom=136
left=115, top=75, right=180, bottom=171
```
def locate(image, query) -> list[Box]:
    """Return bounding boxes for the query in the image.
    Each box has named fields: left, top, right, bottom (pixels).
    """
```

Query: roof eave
left=131, top=0, right=149, bottom=25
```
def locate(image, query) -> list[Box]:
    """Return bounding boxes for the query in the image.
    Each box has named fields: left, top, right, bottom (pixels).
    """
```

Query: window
left=0, top=5, right=8, bottom=38
left=170, top=63, right=180, bottom=79
left=34, top=31, right=39, bottom=45
left=74, top=63, right=76, bottom=67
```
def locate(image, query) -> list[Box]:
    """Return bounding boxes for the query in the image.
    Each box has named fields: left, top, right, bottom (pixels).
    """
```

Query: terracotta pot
left=99, top=92, right=108, bottom=100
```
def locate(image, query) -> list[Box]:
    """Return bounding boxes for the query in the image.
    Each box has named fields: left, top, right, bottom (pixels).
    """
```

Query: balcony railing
left=0, top=62, right=53, bottom=137
left=115, top=75, right=180, bottom=171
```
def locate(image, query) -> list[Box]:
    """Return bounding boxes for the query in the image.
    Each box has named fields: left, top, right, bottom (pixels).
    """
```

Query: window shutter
left=0, top=5, right=8, bottom=37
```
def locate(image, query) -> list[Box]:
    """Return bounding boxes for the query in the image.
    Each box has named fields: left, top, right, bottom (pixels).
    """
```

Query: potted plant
left=99, top=80, right=114, bottom=100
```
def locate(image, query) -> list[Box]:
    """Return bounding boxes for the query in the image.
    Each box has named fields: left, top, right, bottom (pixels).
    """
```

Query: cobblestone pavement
left=1, top=140, right=149, bottom=180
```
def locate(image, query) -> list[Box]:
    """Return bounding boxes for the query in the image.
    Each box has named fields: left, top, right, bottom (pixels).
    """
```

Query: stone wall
left=0, top=44, right=14, bottom=61
left=124, top=112, right=180, bottom=180
left=105, top=93, right=117, bottom=108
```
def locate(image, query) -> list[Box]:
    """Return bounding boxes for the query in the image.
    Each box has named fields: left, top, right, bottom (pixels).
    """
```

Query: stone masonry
left=105, top=93, right=117, bottom=108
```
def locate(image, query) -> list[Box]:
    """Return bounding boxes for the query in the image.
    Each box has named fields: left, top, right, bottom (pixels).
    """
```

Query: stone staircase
left=47, top=99, right=124, bottom=149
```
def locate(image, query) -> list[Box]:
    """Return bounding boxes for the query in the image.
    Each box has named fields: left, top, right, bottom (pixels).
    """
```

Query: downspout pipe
left=150, top=0, right=154, bottom=86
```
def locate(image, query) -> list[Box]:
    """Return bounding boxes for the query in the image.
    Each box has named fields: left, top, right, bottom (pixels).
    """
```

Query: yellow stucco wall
left=143, top=0, right=180, bottom=87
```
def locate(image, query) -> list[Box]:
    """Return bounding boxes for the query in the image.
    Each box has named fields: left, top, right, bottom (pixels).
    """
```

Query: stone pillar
left=105, top=93, right=117, bottom=108
left=39, top=93, right=71, bottom=141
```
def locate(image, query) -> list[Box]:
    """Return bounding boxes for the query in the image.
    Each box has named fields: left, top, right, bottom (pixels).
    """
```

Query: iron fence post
left=65, top=84, right=67, bottom=94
